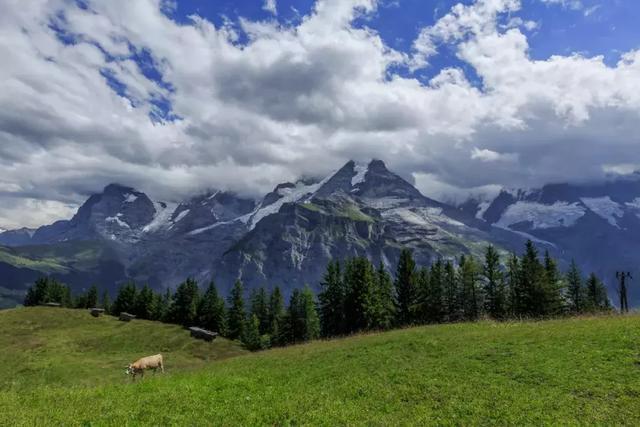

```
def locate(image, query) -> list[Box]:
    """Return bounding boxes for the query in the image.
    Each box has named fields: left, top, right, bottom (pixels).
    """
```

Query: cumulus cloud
left=263, top=0, right=277, bottom=15
left=0, top=0, right=639, bottom=228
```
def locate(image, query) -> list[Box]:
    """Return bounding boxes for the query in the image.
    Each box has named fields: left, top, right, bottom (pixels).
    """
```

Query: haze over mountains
left=1, top=160, right=639, bottom=309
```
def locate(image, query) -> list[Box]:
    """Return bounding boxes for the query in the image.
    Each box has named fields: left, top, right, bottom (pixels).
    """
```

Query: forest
left=23, top=240, right=611, bottom=351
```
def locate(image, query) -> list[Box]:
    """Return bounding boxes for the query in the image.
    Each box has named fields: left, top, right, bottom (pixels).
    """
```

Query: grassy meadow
left=1, top=307, right=640, bottom=425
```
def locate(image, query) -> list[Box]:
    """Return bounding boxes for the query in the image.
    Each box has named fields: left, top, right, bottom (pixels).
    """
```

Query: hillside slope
left=2, top=309, right=640, bottom=425
left=0, top=307, right=245, bottom=390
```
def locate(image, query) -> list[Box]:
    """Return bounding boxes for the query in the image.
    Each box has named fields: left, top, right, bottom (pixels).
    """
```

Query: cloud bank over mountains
left=0, top=0, right=638, bottom=228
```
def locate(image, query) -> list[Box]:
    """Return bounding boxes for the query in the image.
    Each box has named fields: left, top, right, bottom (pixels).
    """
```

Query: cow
left=125, top=354, right=164, bottom=380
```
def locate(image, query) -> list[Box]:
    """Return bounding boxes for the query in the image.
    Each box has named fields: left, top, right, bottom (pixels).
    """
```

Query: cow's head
left=125, top=364, right=134, bottom=375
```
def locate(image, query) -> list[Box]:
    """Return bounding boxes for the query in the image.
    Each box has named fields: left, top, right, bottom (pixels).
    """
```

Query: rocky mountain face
left=1, top=160, right=636, bottom=307
left=463, top=176, right=640, bottom=304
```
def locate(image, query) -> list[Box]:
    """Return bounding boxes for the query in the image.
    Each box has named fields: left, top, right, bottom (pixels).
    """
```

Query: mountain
left=465, top=176, right=640, bottom=304
left=3, top=159, right=635, bottom=308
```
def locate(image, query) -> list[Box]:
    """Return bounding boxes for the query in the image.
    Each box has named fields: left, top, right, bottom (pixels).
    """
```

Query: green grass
left=2, top=309, right=640, bottom=425
left=0, top=307, right=245, bottom=391
left=0, top=246, right=69, bottom=273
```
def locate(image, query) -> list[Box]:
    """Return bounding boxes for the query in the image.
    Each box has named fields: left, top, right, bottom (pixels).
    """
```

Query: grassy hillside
left=2, top=309, right=640, bottom=425
left=0, top=307, right=245, bottom=390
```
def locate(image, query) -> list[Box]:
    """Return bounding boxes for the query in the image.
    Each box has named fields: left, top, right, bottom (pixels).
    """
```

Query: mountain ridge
left=1, top=160, right=638, bottom=307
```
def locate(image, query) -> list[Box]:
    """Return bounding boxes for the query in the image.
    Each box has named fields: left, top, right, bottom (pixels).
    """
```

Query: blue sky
left=0, top=0, right=639, bottom=228
left=167, top=0, right=640, bottom=65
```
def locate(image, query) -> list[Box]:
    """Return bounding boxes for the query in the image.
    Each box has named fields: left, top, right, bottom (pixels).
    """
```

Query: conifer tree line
left=24, top=240, right=612, bottom=351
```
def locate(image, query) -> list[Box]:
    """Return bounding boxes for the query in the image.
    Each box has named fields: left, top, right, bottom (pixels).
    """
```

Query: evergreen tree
left=343, top=257, right=376, bottom=333
left=460, top=255, right=481, bottom=320
left=168, top=278, right=200, bottom=326
left=585, top=273, right=609, bottom=312
left=24, top=277, right=50, bottom=306
left=519, top=241, right=546, bottom=316
left=284, top=287, right=320, bottom=343
left=112, top=282, right=137, bottom=315
left=414, top=266, right=430, bottom=323
left=300, top=286, right=320, bottom=341
left=241, top=314, right=263, bottom=351
left=249, top=287, right=270, bottom=335
left=505, top=253, right=521, bottom=317
left=318, top=260, right=345, bottom=337
left=73, top=293, right=86, bottom=309
left=101, top=290, right=111, bottom=314
left=543, top=250, right=564, bottom=315
left=443, top=260, right=460, bottom=322
left=197, top=281, right=226, bottom=333
left=226, top=280, right=246, bottom=340
left=156, top=288, right=173, bottom=322
left=268, top=287, right=285, bottom=345
left=394, top=249, right=417, bottom=326
left=48, top=279, right=71, bottom=306
left=483, top=246, right=505, bottom=319
left=134, top=284, right=156, bottom=320
left=369, top=262, right=395, bottom=330
left=427, top=261, right=444, bottom=323
left=86, top=285, right=99, bottom=308
left=566, top=260, right=583, bottom=314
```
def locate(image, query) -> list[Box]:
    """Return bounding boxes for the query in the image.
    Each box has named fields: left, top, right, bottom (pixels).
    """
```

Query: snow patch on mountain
left=496, top=202, right=586, bottom=229
left=581, top=197, right=624, bottom=227
left=0, top=228, right=5, bottom=234
left=351, top=163, right=368, bottom=187
left=476, top=201, right=491, bottom=220
left=188, top=219, right=238, bottom=236
left=124, top=194, right=138, bottom=203
left=361, top=197, right=407, bottom=210
left=245, top=173, right=335, bottom=230
left=625, top=198, right=640, bottom=218
left=143, top=202, right=179, bottom=233
left=173, top=209, right=190, bottom=224
left=105, top=214, right=130, bottom=229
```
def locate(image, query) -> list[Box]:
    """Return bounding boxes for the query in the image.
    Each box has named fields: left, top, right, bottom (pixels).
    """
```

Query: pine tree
left=112, top=282, right=137, bottom=315
left=520, top=241, right=546, bottom=316
left=318, top=260, right=346, bottom=337
left=156, top=288, right=173, bottom=322
left=585, top=273, right=609, bottom=312
left=394, top=249, right=417, bottom=326
left=369, top=261, right=395, bottom=330
left=543, top=250, right=564, bottom=315
left=506, top=253, right=521, bottom=317
left=300, top=286, right=320, bottom=341
left=168, top=278, right=200, bottom=326
left=197, top=281, right=226, bottom=333
left=566, top=260, right=583, bottom=314
left=86, top=285, right=99, bottom=308
left=414, top=266, right=430, bottom=323
left=443, top=260, right=460, bottom=322
left=134, top=284, right=156, bottom=320
left=226, top=280, right=246, bottom=340
left=32, top=277, right=51, bottom=305
left=241, top=314, right=263, bottom=351
left=483, top=246, right=505, bottom=319
left=101, top=290, right=111, bottom=314
left=427, top=261, right=444, bottom=323
left=343, top=257, right=376, bottom=333
left=460, top=255, right=481, bottom=320
left=249, top=287, right=270, bottom=335
left=268, top=287, right=285, bottom=345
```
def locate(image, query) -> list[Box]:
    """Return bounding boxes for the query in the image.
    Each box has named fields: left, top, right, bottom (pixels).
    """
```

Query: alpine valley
left=1, top=160, right=638, bottom=309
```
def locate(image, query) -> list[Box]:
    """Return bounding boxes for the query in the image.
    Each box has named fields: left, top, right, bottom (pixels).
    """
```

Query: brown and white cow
left=125, top=354, right=164, bottom=380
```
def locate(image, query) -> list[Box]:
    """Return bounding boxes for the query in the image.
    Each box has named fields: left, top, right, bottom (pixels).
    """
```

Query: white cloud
left=263, top=0, right=277, bottom=15
left=540, top=0, right=583, bottom=10
left=471, top=148, right=518, bottom=163
left=0, top=0, right=639, bottom=229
